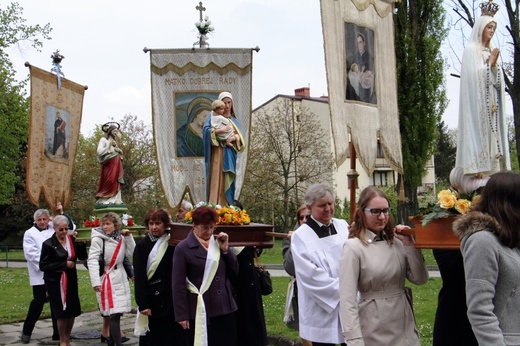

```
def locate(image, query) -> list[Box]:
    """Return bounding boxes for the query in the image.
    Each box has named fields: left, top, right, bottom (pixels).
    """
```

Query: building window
left=376, top=140, right=384, bottom=158
left=373, top=171, right=388, bottom=186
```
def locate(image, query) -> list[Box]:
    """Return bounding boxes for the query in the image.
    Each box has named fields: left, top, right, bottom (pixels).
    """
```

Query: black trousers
left=143, top=313, right=187, bottom=345
left=22, top=284, right=59, bottom=338
left=432, top=249, right=477, bottom=346
left=185, top=312, right=237, bottom=346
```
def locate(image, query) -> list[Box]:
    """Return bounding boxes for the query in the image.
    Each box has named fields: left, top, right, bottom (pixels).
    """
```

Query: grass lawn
left=0, top=268, right=115, bottom=324
left=260, top=239, right=438, bottom=267
left=1, top=267, right=440, bottom=345
left=2, top=241, right=438, bottom=266
left=0, top=246, right=25, bottom=261
left=264, top=276, right=440, bottom=345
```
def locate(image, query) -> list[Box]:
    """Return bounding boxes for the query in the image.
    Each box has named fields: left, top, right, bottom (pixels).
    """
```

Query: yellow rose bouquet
left=183, top=202, right=251, bottom=226
left=420, top=189, right=480, bottom=226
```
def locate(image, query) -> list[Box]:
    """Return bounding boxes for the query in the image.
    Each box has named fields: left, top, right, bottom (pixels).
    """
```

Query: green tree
left=0, top=2, right=51, bottom=243
left=434, top=120, right=456, bottom=183
left=241, top=98, right=334, bottom=232
left=0, top=3, right=51, bottom=63
left=394, top=0, right=448, bottom=223
left=0, top=62, right=28, bottom=205
left=0, top=2, right=51, bottom=205
left=68, top=132, right=102, bottom=221
left=334, top=198, right=351, bottom=223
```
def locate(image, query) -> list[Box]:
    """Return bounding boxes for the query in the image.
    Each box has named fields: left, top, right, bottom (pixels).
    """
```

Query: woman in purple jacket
left=172, top=206, right=239, bottom=345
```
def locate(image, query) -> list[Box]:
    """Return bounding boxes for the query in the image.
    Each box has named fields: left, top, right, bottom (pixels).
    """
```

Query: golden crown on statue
left=480, top=0, right=499, bottom=17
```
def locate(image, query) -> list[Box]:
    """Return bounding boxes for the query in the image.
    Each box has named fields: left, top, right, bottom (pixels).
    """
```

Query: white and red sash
left=100, top=239, right=123, bottom=311
left=60, top=235, right=76, bottom=310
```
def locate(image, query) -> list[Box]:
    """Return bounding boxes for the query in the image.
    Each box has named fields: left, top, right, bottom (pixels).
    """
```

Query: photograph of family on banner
left=148, top=48, right=253, bottom=208
left=321, top=0, right=402, bottom=176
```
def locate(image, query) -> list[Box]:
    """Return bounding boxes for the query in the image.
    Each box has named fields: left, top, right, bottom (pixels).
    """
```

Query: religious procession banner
left=320, top=0, right=403, bottom=175
left=149, top=48, right=253, bottom=208
left=26, top=64, right=86, bottom=208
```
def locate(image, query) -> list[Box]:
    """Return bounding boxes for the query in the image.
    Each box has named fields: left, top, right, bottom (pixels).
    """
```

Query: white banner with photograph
left=26, top=64, right=86, bottom=208
left=321, top=0, right=403, bottom=175
left=149, top=48, right=253, bottom=208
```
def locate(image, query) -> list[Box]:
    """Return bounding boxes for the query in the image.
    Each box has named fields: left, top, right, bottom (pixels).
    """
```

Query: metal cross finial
left=196, top=2, right=206, bottom=21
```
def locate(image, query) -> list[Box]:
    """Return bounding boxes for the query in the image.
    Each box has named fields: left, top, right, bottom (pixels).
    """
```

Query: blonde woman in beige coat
left=88, top=212, right=135, bottom=346
left=339, top=187, right=428, bottom=346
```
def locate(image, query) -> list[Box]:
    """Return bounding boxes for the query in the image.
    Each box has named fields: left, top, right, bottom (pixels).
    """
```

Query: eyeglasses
left=364, top=208, right=391, bottom=216
left=298, top=215, right=309, bottom=221
left=196, top=225, right=216, bottom=232
left=56, top=227, right=69, bottom=232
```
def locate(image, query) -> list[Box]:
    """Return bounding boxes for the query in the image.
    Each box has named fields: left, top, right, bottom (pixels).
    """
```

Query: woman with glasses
left=40, top=215, right=87, bottom=346
left=339, top=186, right=428, bottom=346
left=172, top=206, right=239, bottom=345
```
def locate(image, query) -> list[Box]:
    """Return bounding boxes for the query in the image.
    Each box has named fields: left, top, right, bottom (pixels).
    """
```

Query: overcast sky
left=5, top=0, right=510, bottom=135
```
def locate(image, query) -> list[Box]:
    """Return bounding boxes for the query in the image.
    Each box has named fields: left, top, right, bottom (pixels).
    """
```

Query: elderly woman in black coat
left=40, top=215, right=87, bottom=346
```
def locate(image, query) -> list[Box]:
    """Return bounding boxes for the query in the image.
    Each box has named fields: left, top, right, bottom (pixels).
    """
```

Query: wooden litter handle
left=264, top=231, right=289, bottom=239
left=266, top=229, right=415, bottom=238
left=397, top=228, right=416, bottom=236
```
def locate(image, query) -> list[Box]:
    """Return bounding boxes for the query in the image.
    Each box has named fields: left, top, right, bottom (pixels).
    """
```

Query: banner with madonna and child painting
left=148, top=48, right=253, bottom=209
left=25, top=63, right=86, bottom=208
left=320, top=0, right=403, bottom=176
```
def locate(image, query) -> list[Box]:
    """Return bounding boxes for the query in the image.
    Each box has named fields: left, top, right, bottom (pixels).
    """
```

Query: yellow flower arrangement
left=420, top=189, right=478, bottom=226
left=437, top=189, right=457, bottom=209
left=183, top=202, right=251, bottom=226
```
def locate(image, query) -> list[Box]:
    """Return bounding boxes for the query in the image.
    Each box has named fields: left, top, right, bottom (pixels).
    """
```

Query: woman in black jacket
left=133, top=209, right=185, bottom=345
left=40, top=215, right=87, bottom=346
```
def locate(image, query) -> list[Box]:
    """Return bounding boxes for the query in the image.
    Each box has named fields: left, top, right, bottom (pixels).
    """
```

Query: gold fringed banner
left=26, top=64, right=86, bottom=208
left=320, top=0, right=403, bottom=176
left=350, top=0, right=395, bottom=17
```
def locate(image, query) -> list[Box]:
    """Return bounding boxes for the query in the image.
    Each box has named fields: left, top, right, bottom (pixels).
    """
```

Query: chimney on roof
left=294, top=87, right=310, bottom=98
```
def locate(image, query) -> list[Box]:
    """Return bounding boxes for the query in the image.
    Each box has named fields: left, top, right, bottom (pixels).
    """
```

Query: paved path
left=0, top=261, right=440, bottom=345
left=0, top=310, right=138, bottom=345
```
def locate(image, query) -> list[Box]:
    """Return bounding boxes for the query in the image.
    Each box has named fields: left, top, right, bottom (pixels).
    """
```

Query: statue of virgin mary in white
left=451, top=0, right=510, bottom=193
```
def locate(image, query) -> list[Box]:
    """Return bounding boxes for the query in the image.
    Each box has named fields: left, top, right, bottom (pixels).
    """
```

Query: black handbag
left=98, top=240, right=105, bottom=276
left=254, top=250, right=273, bottom=296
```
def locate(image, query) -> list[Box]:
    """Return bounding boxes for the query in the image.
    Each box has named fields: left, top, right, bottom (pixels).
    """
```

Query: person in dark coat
left=172, top=206, right=239, bottom=345
left=39, top=215, right=87, bottom=346
left=282, top=205, right=312, bottom=346
left=232, top=246, right=268, bottom=346
left=432, top=249, right=478, bottom=345
left=133, top=209, right=185, bottom=345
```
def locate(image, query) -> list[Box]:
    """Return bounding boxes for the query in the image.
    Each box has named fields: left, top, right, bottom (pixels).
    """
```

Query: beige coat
left=339, top=231, right=428, bottom=346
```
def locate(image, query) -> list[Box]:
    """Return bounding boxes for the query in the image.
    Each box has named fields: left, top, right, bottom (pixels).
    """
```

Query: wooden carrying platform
left=167, top=222, right=277, bottom=248
left=409, top=217, right=460, bottom=250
